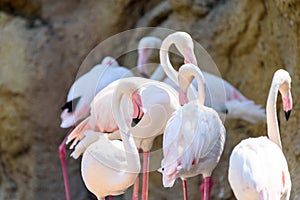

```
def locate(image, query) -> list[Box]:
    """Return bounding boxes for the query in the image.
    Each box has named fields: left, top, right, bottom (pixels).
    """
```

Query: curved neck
left=266, top=83, right=282, bottom=149
left=112, top=82, right=140, bottom=170
left=179, top=64, right=206, bottom=105
left=160, top=37, right=179, bottom=85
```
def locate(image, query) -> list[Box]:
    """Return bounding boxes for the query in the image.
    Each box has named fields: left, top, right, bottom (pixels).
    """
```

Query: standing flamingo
left=138, top=33, right=266, bottom=123
left=59, top=56, right=133, bottom=200
left=66, top=77, right=180, bottom=200
left=228, top=69, right=292, bottom=200
left=160, top=63, right=226, bottom=200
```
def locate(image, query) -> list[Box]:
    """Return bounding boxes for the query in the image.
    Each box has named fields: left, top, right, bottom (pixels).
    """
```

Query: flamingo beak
left=131, top=92, right=144, bottom=127
left=138, top=49, right=150, bottom=78
left=282, top=90, right=292, bottom=121
left=183, top=48, right=198, bottom=66
left=285, top=110, right=291, bottom=121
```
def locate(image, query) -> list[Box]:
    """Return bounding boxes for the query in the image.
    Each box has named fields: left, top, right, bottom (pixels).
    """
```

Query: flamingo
left=66, top=77, right=180, bottom=200
left=69, top=81, right=145, bottom=199
left=228, top=69, right=292, bottom=200
left=160, top=63, right=226, bottom=200
left=139, top=33, right=266, bottom=123
left=59, top=56, right=133, bottom=200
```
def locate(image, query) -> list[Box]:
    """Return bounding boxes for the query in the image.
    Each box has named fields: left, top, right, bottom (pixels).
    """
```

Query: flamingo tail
left=225, top=100, right=266, bottom=123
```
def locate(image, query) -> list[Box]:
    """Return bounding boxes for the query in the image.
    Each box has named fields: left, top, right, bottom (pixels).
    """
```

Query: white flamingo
left=70, top=80, right=147, bottom=199
left=228, top=69, right=292, bottom=200
left=139, top=33, right=266, bottom=123
left=59, top=56, right=132, bottom=200
left=160, top=63, right=226, bottom=200
left=67, top=77, right=180, bottom=200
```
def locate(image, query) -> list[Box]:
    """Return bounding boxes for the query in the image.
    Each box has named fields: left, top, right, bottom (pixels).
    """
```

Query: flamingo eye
left=61, top=96, right=81, bottom=113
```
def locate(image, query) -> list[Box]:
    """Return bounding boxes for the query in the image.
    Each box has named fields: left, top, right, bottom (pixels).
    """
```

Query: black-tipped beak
left=285, top=110, right=291, bottom=121
left=131, top=118, right=141, bottom=127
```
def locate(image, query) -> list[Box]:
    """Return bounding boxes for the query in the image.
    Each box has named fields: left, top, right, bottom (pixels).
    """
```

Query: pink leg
left=182, top=179, right=188, bottom=200
left=142, top=151, right=149, bottom=200
left=200, top=176, right=213, bottom=200
left=59, top=127, right=75, bottom=200
left=132, top=177, right=139, bottom=200
left=132, top=148, right=140, bottom=200
left=59, top=136, right=71, bottom=200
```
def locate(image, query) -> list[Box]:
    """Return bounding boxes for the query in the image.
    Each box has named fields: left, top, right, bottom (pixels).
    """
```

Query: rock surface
left=0, top=0, right=300, bottom=199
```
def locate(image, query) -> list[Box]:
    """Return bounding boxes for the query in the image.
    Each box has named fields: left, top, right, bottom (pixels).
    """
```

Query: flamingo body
left=73, top=131, right=139, bottom=200
left=161, top=101, right=226, bottom=187
left=228, top=137, right=291, bottom=200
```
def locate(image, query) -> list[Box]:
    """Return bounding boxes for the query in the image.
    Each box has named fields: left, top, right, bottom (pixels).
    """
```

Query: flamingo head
left=280, top=87, right=292, bottom=121
left=169, top=32, right=198, bottom=66
left=276, top=69, right=292, bottom=121
left=131, top=91, right=144, bottom=127
left=137, top=37, right=162, bottom=78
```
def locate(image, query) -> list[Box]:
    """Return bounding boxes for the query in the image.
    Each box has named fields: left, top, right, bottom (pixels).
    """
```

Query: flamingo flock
left=59, top=31, right=293, bottom=200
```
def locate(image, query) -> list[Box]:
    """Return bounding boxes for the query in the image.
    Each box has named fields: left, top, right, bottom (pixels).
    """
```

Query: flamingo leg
left=108, top=196, right=113, bottom=200
left=59, top=136, right=71, bottom=200
left=59, top=127, right=75, bottom=200
left=132, top=176, right=139, bottom=200
left=200, top=176, right=213, bottom=200
left=182, top=179, right=188, bottom=200
left=142, top=151, right=149, bottom=200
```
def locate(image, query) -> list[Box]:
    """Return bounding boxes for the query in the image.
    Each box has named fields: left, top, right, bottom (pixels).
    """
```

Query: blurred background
left=0, top=0, right=300, bottom=199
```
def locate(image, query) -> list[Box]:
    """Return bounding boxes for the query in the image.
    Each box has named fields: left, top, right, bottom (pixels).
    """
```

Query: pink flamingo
left=228, top=69, right=292, bottom=199
left=59, top=56, right=133, bottom=200
left=139, top=34, right=265, bottom=123
left=66, top=77, right=180, bottom=200
left=160, top=63, right=226, bottom=200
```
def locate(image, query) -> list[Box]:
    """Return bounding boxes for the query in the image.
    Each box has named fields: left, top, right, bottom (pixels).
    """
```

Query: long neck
left=266, top=83, right=282, bottom=149
left=180, top=65, right=206, bottom=105
left=112, top=83, right=140, bottom=171
left=160, top=38, right=179, bottom=85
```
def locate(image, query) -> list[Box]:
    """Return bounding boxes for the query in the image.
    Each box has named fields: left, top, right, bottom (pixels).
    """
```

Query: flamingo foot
left=59, top=137, right=71, bottom=200
left=200, top=176, right=213, bottom=200
left=182, top=179, right=188, bottom=200
left=142, top=151, right=149, bottom=200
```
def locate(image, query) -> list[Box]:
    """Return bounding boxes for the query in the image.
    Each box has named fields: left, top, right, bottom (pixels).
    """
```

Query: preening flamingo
left=59, top=56, right=133, bottom=200
left=140, top=33, right=265, bottom=123
left=160, top=63, right=226, bottom=200
left=67, top=77, right=180, bottom=200
left=70, top=82, right=144, bottom=199
left=228, top=69, right=292, bottom=200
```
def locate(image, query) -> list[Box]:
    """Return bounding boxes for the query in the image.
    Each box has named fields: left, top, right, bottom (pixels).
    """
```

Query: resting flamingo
left=66, top=77, right=180, bottom=200
left=139, top=33, right=265, bottom=123
left=228, top=69, right=292, bottom=200
left=59, top=56, right=133, bottom=200
left=160, top=63, right=226, bottom=200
